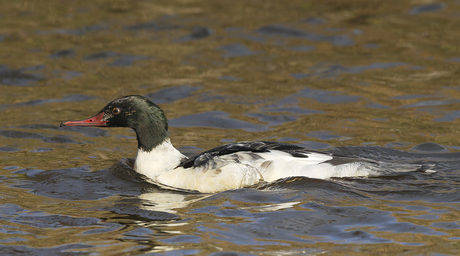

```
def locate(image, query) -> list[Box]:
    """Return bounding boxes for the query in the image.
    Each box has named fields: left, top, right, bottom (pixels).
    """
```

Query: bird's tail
left=364, top=162, right=436, bottom=177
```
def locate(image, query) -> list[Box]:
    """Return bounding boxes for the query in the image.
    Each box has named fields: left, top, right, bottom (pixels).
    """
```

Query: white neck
left=134, top=138, right=187, bottom=180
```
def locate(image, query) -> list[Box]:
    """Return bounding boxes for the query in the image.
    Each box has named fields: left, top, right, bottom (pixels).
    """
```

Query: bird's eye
left=112, top=108, right=121, bottom=115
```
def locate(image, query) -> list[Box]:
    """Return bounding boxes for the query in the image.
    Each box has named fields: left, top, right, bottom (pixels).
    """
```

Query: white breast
left=134, top=139, right=187, bottom=179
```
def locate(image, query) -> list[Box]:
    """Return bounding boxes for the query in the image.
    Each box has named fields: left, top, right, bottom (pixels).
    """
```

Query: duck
left=60, top=95, right=434, bottom=193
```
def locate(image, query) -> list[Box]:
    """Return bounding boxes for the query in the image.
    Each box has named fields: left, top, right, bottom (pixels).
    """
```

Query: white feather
left=134, top=139, right=186, bottom=179
left=227, top=150, right=370, bottom=181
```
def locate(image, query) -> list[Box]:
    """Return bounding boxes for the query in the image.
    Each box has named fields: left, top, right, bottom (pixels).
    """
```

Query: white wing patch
left=228, top=150, right=370, bottom=182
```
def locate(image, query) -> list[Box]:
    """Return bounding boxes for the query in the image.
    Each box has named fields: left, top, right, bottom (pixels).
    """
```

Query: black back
left=180, top=141, right=332, bottom=169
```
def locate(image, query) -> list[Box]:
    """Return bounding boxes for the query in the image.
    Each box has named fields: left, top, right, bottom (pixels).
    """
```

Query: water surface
left=1, top=0, right=460, bottom=255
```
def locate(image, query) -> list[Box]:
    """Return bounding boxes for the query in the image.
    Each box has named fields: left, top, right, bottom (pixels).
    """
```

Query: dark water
left=1, top=0, right=460, bottom=255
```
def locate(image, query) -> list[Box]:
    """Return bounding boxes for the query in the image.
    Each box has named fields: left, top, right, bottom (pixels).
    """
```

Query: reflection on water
left=139, top=192, right=212, bottom=214
left=1, top=0, right=460, bottom=255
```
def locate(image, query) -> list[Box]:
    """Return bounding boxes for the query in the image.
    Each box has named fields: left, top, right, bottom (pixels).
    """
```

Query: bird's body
left=61, top=95, right=433, bottom=193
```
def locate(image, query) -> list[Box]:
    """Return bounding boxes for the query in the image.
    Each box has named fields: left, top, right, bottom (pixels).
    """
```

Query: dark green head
left=61, top=95, right=169, bottom=151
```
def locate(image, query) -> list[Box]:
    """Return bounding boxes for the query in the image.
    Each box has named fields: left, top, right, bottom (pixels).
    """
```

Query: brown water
left=1, top=0, right=460, bottom=255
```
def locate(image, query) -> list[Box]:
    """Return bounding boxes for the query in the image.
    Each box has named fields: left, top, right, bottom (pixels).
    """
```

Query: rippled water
left=1, top=0, right=460, bottom=255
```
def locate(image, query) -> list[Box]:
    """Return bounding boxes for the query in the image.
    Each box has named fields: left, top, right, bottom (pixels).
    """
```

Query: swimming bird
left=61, top=95, right=433, bottom=193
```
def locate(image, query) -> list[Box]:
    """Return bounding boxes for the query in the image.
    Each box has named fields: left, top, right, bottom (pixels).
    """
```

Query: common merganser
left=61, top=95, right=433, bottom=193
